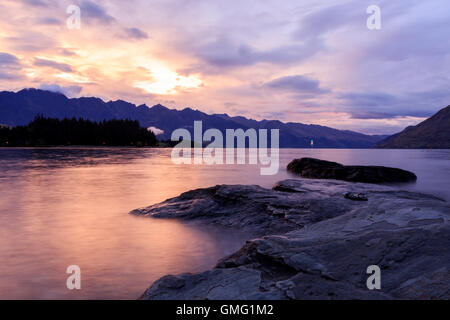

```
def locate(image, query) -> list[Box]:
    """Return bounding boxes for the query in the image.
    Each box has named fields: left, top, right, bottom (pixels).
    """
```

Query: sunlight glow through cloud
left=54, top=73, right=90, bottom=84
left=134, top=65, right=202, bottom=95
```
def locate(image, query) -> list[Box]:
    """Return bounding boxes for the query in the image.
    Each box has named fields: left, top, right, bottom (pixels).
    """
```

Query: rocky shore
left=131, top=162, right=449, bottom=300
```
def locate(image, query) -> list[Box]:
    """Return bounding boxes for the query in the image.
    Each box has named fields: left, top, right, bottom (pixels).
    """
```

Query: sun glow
left=54, top=73, right=90, bottom=83
left=133, top=65, right=202, bottom=95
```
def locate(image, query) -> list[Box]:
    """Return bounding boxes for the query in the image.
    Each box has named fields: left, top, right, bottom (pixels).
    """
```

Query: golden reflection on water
left=0, top=148, right=257, bottom=299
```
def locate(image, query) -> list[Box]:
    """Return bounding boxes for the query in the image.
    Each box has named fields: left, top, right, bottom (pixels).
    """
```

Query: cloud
left=190, top=36, right=322, bottom=70
left=79, top=0, right=116, bottom=24
left=339, top=90, right=450, bottom=119
left=0, top=52, right=23, bottom=80
left=34, top=58, right=73, bottom=72
left=122, top=27, right=148, bottom=40
left=339, top=92, right=409, bottom=119
left=147, top=126, right=164, bottom=135
left=75, top=1, right=149, bottom=42
left=20, top=0, right=48, bottom=7
left=5, top=31, right=57, bottom=52
left=293, top=2, right=358, bottom=41
left=58, top=48, right=78, bottom=56
left=36, top=17, right=62, bottom=26
left=349, top=111, right=400, bottom=120
left=265, top=75, right=329, bottom=95
left=368, top=20, right=450, bottom=62
left=0, top=0, right=449, bottom=135
left=340, top=92, right=396, bottom=106
left=0, top=52, right=21, bottom=67
left=39, top=83, right=83, bottom=96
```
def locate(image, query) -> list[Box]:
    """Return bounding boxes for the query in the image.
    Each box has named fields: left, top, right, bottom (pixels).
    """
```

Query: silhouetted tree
left=0, top=116, right=157, bottom=147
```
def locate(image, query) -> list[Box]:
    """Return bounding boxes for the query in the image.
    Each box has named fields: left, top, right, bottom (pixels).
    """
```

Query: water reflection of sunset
left=0, top=148, right=251, bottom=299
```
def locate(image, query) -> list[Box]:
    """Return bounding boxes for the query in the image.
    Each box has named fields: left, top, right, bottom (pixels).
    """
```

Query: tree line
left=0, top=116, right=158, bottom=147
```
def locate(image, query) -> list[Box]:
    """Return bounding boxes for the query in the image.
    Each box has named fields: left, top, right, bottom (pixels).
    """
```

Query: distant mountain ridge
left=377, top=105, right=450, bottom=149
left=0, top=88, right=387, bottom=148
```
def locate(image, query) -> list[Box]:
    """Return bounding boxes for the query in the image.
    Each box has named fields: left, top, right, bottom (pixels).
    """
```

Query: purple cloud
left=265, top=75, right=329, bottom=95
left=37, top=17, right=62, bottom=26
left=79, top=0, right=115, bottom=24
left=339, top=90, right=450, bottom=119
left=191, top=36, right=322, bottom=69
left=34, top=58, right=73, bottom=72
left=20, top=0, right=48, bottom=7
left=0, top=52, right=23, bottom=80
left=0, top=53, right=21, bottom=67
left=6, top=31, right=57, bottom=52
left=122, top=27, right=149, bottom=40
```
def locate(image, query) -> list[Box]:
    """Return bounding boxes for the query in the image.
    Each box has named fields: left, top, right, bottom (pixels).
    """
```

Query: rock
left=132, top=179, right=450, bottom=300
left=130, top=180, right=379, bottom=236
left=140, top=267, right=284, bottom=300
left=287, top=158, right=417, bottom=183
left=344, top=192, right=368, bottom=201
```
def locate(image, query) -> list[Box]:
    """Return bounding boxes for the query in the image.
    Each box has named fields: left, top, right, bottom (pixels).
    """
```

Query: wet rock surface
left=287, top=158, right=417, bottom=183
left=132, top=179, right=450, bottom=300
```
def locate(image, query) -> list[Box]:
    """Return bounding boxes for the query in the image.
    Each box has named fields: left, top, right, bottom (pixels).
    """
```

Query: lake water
left=0, top=148, right=449, bottom=299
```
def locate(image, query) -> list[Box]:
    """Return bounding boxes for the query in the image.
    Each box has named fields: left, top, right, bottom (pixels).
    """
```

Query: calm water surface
left=0, top=148, right=449, bottom=299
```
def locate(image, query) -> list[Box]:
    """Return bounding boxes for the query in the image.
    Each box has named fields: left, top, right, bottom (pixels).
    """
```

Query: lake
left=0, top=148, right=449, bottom=299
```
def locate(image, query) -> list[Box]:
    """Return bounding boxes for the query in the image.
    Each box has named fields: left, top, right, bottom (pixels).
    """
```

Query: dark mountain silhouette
left=377, top=105, right=450, bottom=149
left=0, top=88, right=387, bottom=148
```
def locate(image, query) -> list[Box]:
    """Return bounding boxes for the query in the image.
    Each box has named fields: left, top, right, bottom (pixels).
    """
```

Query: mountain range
left=376, top=105, right=450, bottom=149
left=1, top=88, right=389, bottom=148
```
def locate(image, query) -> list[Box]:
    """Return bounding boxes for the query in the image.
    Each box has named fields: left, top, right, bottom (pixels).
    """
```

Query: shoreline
left=132, top=177, right=450, bottom=300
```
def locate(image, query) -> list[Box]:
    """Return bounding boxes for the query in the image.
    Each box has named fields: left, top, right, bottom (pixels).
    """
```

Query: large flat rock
left=131, top=179, right=450, bottom=300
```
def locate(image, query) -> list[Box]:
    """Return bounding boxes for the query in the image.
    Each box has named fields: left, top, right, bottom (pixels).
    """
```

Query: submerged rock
left=133, top=179, right=450, bottom=300
left=287, top=158, right=417, bottom=183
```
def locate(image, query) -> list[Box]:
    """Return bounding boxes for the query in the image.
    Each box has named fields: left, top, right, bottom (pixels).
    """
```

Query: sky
left=0, top=0, right=449, bottom=134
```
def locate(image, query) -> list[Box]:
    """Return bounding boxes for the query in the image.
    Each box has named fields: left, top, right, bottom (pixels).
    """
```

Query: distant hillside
left=0, top=88, right=387, bottom=148
left=377, top=105, right=450, bottom=149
